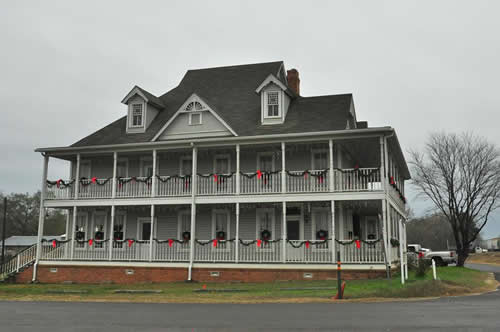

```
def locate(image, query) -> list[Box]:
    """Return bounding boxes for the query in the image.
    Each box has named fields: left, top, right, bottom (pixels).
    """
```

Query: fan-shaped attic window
left=185, top=101, right=203, bottom=111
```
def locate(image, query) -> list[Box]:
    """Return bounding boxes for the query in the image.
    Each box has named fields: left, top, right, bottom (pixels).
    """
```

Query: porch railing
left=39, top=239, right=386, bottom=264
left=45, top=168, right=382, bottom=199
left=46, top=181, right=74, bottom=200
left=0, top=244, right=37, bottom=278
left=197, top=175, right=236, bottom=196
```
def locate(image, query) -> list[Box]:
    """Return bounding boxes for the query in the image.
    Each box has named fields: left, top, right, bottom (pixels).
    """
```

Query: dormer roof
left=121, top=86, right=165, bottom=109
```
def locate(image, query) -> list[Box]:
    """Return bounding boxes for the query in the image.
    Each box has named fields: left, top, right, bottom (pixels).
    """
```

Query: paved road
left=0, top=264, right=499, bottom=332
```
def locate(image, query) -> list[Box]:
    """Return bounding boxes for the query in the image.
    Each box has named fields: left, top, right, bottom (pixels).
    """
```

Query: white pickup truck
left=407, top=244, right=457, bottom=266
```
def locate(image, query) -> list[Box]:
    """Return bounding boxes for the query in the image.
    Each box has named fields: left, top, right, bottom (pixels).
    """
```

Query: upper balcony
left=43, top=138, right=407, bottom=206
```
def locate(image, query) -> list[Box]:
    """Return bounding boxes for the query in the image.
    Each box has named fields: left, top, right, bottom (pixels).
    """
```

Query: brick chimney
left=287, top=69, right=300, bottom=95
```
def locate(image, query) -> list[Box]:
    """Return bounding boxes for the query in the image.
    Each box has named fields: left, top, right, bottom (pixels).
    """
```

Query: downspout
left=187, top=144, right=197, bottom=281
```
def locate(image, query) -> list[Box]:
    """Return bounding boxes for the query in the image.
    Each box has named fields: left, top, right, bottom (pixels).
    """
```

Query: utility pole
left=1, top=197, right=7, bottom=272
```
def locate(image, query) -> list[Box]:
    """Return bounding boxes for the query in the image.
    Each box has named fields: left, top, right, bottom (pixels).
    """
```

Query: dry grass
left=466, top=252, right=500, bottom=266
left=0, top=267, right=496, bottom=304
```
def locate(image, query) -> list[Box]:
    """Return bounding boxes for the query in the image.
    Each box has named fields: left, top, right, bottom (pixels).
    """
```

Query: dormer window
left=266, top=92, right=280, bottom=117
left=131, top=104, right=144, bottom=127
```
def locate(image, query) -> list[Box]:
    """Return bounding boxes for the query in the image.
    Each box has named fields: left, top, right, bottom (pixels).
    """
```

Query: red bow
left=355, top=240, right=361, bottom=249
left=168, top=239, right=174, bottom=247
left=91, top=177, right=97, bottom=184
left=390, top=176, right=395, bottom=185
left=354, top=164, right=359, bottom=169
left=304, top=172, right=308, bottom=179
left=257, top=170, right=262, bottom=179
left=128, top=239, right=134, bottom=247
left=418, top=252, right=424, bottom=259
left=319, top=176, right=324, bottom=184
left=56, top=179, right=61, bottom=188
left=52, top=240, right=57, bottom=248
left=214, top=174, right=218, bottom=183
left=305, top=241, right=310, bottom=249
left=213, top=239, right=218, bottom=247
left=257, top=239, right=262, bottom=247
left=88, top=239, right=93, bottom=246
left=185, top=179, right=189, bottom=189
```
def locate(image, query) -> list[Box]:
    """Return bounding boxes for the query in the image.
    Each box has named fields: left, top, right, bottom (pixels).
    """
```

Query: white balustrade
left=286, top=170, right=329, bottom=193
left=111, top=241, right=150, bottom=261
left=240, top=172, right=281, bottom=194
left=197, top=175, right=236, bottom=195
left=286, top=240, right=333, bottom=263
left=153, top=241, right=190, bottom=262
left=45, top=181, right=74, bottom=200
left=157, top=176, right=192, bottom=197
left=334, top=168, right=381, bottom=192
left=78, top=179, right=113, bottom=199
left=340, top=240, right=384, bottom=263
left=41, top=242, right=71, bottom=261
left=115, top=177, right=152, bottom=198
left=238, top=240, right=282, bottom=263
left=1, top=244, right=37, bottom=276
left=194, top=240, right=236, bottom=262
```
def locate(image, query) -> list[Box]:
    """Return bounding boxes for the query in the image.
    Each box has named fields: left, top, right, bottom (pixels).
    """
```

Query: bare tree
left=410, top=133, right=500, bottom=266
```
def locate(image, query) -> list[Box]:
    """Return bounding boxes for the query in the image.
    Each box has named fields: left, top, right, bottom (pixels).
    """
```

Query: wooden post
left=74, top=153, right=81, bottom=199
left=399, top=218, right=404, bottom=285
left=1, top=197, right=7, bottom=270
left=33, top=154, right=49, bottom=281
left=236, top=144, right=240, bottom=195
left=189, top=146, right=198, bottom=277
left=235, top=203, right=240, bottom=263
left=64, top=209, right=70, bottom=258
left=282, top=201, right=287, bottom=263
left=149, top=205, right=155, bottom=262
left=379, top=136, right=386, bottom=192
left=381, top=199, right=391, bottom=279
left=70, top=206, right=77, bottom=260
left=281, top=142, right=286, bottom=193
left=152, top=149, right=157, bottom=197
left=109, top=205, right=115, bottom=261
left=329, top=139, right=334, bottom=192
left=331, top=200, right=336, bottom=263
left=112, top=152, right=117, bottom=199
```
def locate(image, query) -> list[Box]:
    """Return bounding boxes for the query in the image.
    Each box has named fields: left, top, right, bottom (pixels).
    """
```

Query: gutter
left=35, top=127, right=394, bottom=154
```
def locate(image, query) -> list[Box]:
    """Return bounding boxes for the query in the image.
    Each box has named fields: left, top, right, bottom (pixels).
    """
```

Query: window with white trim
left=131, top=104, right=144, bottom=127
left=256, top=209, right=275, bottom=246
left=180, top=157, right=192, bottom=176
left=75, top=213, right=88, bottom=249
left=189, top=112, right=202, bottom=125
left=214, top=155, right=230, bottom=174
left=92, top=212, right=107, bottom=249
left=177, top=211, right=192, bottom=249
left=212, top=209, right=230, bottom=249
left=113, top=213, right=126, bottom=248
left=116, top=158, right=128, bottom=178
left=365, top=216, right=379, bottom=240
left=312, top=150, right=328, bottom=170
left=140, top=157, right=153, bottom=177
left=266, top=91, right=280, bottom=117
left=257, top=153, right=275, bottom=172
left=185, top=101, right=204, bottom=111
left=311, top=208, right=330, bottom=249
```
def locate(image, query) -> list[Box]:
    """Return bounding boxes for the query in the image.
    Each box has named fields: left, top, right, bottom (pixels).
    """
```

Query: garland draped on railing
left=117, top=176, right=152, bottom=187
left=79, top=177, right=112, bottom=187
left=46, top=179, right=75, bottom=189
left=41, top=238, right=72, bottom=248
left=388, top=176, right=406, bottom=203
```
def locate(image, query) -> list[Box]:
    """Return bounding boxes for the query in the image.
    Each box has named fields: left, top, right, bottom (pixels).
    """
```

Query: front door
left=287, top=219, right=300, bottom=240
left=137, top=219, right=152, bottom=260
left=286, top=213, right=303, bottom=262
left=141, top=222, right=151, bottom=241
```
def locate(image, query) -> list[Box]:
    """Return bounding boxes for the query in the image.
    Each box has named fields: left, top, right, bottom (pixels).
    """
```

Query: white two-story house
left=7, top=61, right=410, bottom=283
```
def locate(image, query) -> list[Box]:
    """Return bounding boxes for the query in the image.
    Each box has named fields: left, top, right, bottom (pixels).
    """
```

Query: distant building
left=1, top=236, right=64, bottom=257
left=482, top=237, right=500, bottom=251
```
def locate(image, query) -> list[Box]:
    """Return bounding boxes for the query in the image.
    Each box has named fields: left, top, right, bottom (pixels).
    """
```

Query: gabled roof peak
left=121, top=85, right=165, bottom=109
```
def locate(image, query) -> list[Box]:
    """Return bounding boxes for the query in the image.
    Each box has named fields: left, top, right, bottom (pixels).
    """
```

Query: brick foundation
left=15, top=264, right=385, bottom=284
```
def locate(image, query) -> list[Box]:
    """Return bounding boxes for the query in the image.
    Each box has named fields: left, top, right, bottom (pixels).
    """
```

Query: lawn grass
left=467, top=252, right=500, bottom=266
left=0, top=267, right=495, bottom=303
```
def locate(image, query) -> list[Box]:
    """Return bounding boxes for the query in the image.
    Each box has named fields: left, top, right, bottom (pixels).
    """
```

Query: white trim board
left=151, top=93, right=238, bottom=141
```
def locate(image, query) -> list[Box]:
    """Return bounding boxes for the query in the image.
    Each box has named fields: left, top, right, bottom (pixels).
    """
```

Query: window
left=257, top=153, right=275, bottom=172
left=177, top=211, right=191, bottom=249
left=312, top=150, right=328, bottom=170
left=116, top=158, right=128, bottom=178
left=189, top=112, right=202, bottom=125
left=79, top=160, right=91, bottom=179
left=180, top=157, right=192, bottom=176
left=212, top=209, right=230, bottom=248
left=75, top=213, right=88, bottom=249
left=366, top=217, right=378, bottom=240
left=185, top=101, right=203, bottom=111
left=214, top=155, right=230, bottom=174
left=140, top=157, right=153, bottom=177
left=92, top=212, right=107, bottom=249
left=131, top=104, right=143, bottom=127
left=113, top=213, right=126, bottom=248
left=312, top=208, right=330, bottom=249
left=266, top=91, right=280, bottom=117
left=256, top=209, right=275, bottom=243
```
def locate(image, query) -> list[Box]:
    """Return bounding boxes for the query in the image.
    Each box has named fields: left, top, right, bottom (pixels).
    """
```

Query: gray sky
left=1, top=0, right=499, bottom=237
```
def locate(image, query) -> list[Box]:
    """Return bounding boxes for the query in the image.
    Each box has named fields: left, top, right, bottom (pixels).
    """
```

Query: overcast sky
left=1, top=1, right=499, bottom=237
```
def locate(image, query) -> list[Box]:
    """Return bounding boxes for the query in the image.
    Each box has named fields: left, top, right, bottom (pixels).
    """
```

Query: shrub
left=415, top=257, right=430, bottom=277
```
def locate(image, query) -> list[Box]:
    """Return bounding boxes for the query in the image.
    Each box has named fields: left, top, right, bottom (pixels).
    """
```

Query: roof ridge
left=298, top=93, right=353, bottom=99
left=186, top=61, right=283, bottom=72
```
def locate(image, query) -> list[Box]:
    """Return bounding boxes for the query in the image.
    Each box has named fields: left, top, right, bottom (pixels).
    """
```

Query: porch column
left=112, top=152, right=117, bottom=199
left=282, top=202, right=286, bottom=263
left=152, top=149, right=157, bottom=197
left=149, top=205, right=155, bottom=262
left=33, top=154, right=49, bottom=281
left=381, top=199, right=390, bottom=274
left=399, top=217, right=405, bottom=285
left=74, top=153, right=81, bottom=199
left=403, top=221, right=408, bottom=280
left=108, top=205, right=115, bottom=261
left=70, top=206, right=77, bottom=260
left=188, top=146, right=198, bottom=279
left=330, top=200, right=336, bottom=263
left=64, top=210, right=70, bottom=258
left=235, top=203, right=240, bottom=263
left=329, top=139, right=334, bottom=192
left=281, top=142, right=286, bottom=193
left=236, top=144, right=240, bottom=195
left=379, top=136, right=386, bottom=192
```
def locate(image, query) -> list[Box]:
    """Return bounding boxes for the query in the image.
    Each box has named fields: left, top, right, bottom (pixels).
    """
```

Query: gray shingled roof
left=72, top=61, right=356, bottom=147
left=0, top=235, right=64, bottom=247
